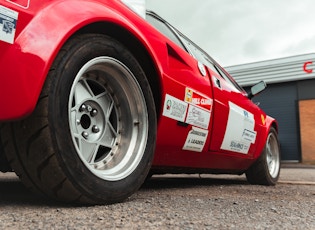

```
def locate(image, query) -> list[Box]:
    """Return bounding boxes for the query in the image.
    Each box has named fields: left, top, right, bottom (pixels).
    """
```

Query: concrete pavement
left=279, top=164, right=315, bottom=185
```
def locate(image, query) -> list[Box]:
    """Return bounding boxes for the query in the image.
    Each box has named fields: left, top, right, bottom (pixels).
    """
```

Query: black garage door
left=247, top=82, right=300, bottom=161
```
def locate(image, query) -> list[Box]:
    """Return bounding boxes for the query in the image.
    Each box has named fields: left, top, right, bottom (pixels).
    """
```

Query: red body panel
left=0, top=0, right=277, bottom=172
left=0, top=0, right=159, bottom=120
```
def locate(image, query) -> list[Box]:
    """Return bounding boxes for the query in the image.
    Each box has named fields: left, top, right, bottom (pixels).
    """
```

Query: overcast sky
left=146, top=0, right=315, bottom=66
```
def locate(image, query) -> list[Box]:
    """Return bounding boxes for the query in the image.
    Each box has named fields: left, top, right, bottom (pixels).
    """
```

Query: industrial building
left=226, top=53, right=315, bottom=164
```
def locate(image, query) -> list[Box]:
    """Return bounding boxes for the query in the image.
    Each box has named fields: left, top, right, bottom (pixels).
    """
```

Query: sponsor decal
left=229, top=140, right=248, bottom=152
left=242, top=129, right=256, bottom=143
left=0, top=5, right=18, bottom=44
left=185, top=87, right=212, bottom=111
left=220, top=102, right=257, bottom=154
left=183, top=127, right=208, bottom=152
left=185, top=104, right=211, bottom=129
left=162, top=94, right=188, bottom=122
left=261, top=114, right=266, bottom=125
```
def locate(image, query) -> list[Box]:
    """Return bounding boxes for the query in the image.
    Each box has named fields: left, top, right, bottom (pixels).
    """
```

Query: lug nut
left=87, top=105, right=92, bottom=112
left=92, top=125, right=100, bottom=133
left=82, top=131, right=89, bottom=139
left=90, top=109, right=98, bottom=117
left=79, top=104, right=87, bottom=112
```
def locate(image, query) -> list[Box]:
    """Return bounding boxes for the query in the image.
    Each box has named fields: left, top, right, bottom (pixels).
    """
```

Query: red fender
left=0, top=0, right=162, bottom=120
left=253, top=115, right=279, bottom=160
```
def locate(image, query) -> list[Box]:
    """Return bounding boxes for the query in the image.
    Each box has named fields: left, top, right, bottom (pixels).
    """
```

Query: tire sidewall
left=263, top=127, right=281, bottom=184
left=246, top=127, right=281, bottom=186
left=48, top=34, right=156, bottom=202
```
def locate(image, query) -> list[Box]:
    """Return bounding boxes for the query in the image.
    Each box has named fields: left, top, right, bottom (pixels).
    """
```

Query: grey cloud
left=147, top=0, right=315, bottom=65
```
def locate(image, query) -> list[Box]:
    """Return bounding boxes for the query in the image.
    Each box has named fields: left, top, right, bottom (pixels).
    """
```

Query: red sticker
left=185, top=88, right=212, bottom=111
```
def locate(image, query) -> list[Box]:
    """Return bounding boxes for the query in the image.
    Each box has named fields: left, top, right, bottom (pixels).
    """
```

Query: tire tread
left=0, top=34, right=156, bottom=205
left=0, top=37, right=95, bottom=204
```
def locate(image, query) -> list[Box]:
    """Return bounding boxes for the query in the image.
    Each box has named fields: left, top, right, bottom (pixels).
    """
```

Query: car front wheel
left=1, top=34, right=157, bottom=204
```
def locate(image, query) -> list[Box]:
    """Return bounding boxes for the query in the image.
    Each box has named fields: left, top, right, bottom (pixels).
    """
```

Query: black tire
left=0, top=130, right=12, bottom=172
left=1, top=34, right=157, bottom=204
left=246, top=127, right=281, bottom=186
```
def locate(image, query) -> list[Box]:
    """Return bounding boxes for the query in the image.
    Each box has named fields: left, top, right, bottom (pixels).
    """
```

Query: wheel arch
left=267, top=116, right=279, bottom=134
left=254, top=115, right=279, bottom=160
left=0, top=1, right=163, bottom=121
left=75, top=22, right=163, bottom=117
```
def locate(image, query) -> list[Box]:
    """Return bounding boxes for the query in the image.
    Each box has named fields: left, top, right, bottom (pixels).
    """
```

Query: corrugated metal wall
left=226, top=53, right=315, bottom=87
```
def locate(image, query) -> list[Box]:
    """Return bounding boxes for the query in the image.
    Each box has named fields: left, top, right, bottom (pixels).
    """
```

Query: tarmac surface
left=215, top=163, right=315, bottom=185
left=0, top=163, right=314, bottom=184
left=0, top=164, right=314, bottom=229
left=149, top=163, right=315, bottom=184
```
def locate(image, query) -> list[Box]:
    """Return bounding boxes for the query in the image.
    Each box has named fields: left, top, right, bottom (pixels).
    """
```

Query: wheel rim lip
left=68, top=56, right=148, bottom=181
left=266, top=132, right=280, bottom=178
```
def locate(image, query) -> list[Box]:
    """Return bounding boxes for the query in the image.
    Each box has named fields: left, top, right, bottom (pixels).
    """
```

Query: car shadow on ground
left=0, top=175, right=53, bottom=206
left=0, top=173, right=70, bottom=207
left=141, top=175, right=248, bottom=191
left=0, top=173, right=248, bottom=205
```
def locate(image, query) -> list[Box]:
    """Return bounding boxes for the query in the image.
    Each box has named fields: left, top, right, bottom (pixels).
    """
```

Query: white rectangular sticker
left=220, top=102, right=257, bottom=154
left=183, top=127, right=208, bottom=152
left=242, top=129, right=256, bottom=144
left=0, top=5, right=18, bottom=44
left=185, top=105, right=211, bottom=129
left=162, top=94, right=188, bottom=122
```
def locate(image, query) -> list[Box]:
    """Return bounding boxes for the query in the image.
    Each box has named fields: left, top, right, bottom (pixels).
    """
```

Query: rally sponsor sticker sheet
left=220, top=102, right=257, bottom=154
left=0, top=5, right=18, bottom=44
left=183, top=127, right=208, bottom=152
left=162, top=94, right=188, bottom=122
left=162, top=89, right=213, bottom=152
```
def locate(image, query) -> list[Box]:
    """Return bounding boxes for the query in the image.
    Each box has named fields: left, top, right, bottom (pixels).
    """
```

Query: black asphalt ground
left=149, top=163, right=315, bottom=186
left=0, top=164, right=314, bottom=229
left=0, top=163, right=314, bottom=184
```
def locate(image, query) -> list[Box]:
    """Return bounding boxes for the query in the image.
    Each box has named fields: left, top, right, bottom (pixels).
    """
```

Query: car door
left=147, top=13, right=215, bottom=168
left=208, top=64, right=265, bottom=158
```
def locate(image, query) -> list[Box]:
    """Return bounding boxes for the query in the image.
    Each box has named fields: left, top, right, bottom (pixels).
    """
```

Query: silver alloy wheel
left=68, top=57, right=148, bottom=181
left=266, top=132, right=280, bottom=178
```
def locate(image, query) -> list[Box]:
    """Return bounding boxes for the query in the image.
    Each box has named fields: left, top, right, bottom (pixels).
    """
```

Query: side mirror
left=248, top=81, right=266, bottom=99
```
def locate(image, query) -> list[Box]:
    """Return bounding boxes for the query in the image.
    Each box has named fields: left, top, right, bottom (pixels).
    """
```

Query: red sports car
left=0, top=0, right=280, bottom=204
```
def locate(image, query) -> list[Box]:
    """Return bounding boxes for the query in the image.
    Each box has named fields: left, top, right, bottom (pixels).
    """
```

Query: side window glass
left=146, top=14, right=185, bottom=50
left=180, top=36, right=207, bottom=64
left=179, top=35, right=215, bottom=70
left=215, top=66, right=241, bottom=92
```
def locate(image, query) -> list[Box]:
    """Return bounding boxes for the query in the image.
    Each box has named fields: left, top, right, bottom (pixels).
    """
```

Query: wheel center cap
left=81, top=114, right=91, bottom=129
left=76, top=101, right=104, bottom=142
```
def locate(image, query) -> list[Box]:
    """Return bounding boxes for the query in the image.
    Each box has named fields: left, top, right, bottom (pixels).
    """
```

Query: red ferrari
left=0, top=0, right=280, bottom=204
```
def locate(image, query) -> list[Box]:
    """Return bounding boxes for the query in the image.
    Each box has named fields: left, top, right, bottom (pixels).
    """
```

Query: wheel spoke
left=266, top=133, right=280, bottom=178
left=100, top=124, right=118, bottom=147
left=80, top=139, right=99, bottom=163
left=95, top=93, right=112, bottom=116
left=269, top=161, right=274, bottom=173
left=68, top=56, right=150, bottom=181
left=95, top=92, right=108, bottom=100
left=106, top=100, right=114, bottom=117
left=70, top=109, right=79, bottom=134
left=74, top=80, right=94, bottom=104
left=267, top=141, right=273, bottom=172
left=266, top=142, right=272, bottom=155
